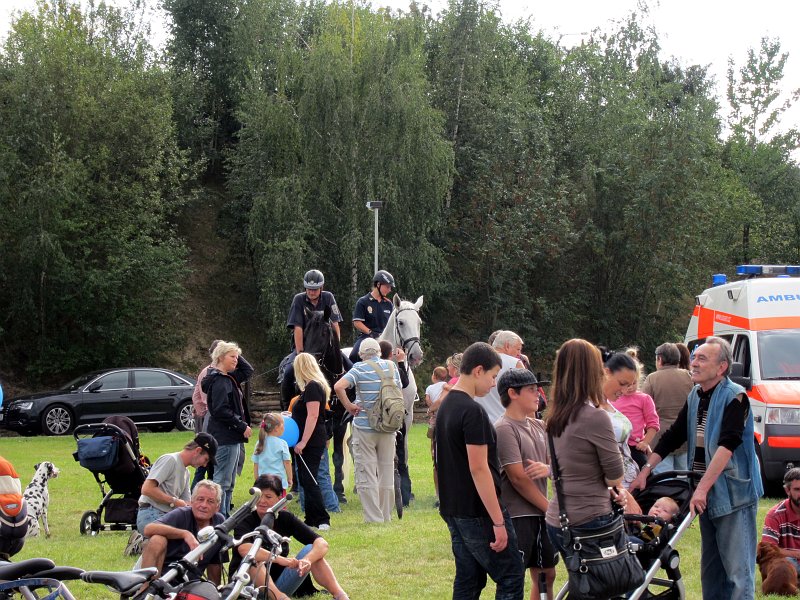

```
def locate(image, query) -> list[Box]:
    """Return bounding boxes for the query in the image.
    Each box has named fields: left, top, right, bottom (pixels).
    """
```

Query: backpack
left=362, top=360, right=405, bottom=433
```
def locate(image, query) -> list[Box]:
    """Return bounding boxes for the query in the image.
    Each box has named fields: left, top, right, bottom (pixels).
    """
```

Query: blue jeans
left=297, top=446, right=340, bottom=513
left=652, top=452, right=688, bottom=475
left=136, top=505, right=167, bottom=535
left=275, top=544, right=313, bottom=594
left=443, top=513, right=524, bottom=600
left=699, top=505, right=757, bottom=600
left=212, top=443, right=241, bottom=517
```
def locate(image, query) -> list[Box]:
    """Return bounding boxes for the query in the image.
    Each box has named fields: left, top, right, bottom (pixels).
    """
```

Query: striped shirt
left=342, top=358, right=402, bottom=430
left=762, top=499, right=800, bottom=550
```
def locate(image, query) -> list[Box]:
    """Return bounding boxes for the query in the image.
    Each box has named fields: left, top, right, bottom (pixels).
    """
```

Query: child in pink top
left=612, top=381, right=660, bottom=468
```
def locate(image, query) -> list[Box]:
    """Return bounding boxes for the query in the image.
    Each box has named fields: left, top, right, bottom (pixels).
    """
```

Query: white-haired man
left=334, top=338, right=402, bottom=523
left=141, top=480, right=226, bottom=584
left=475, top=330, right=525, bottom=424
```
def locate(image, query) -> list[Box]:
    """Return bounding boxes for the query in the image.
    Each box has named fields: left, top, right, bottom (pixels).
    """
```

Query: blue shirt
left=352, top=293, right=393, bottom=337
left=252, top=436, right=291, bottom=488
left=342, top=358, right=402, bottom=430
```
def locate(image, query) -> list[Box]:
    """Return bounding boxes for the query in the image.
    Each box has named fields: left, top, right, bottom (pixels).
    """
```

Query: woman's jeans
left=546, top=512, right=617, bottom=555
left=295, top=445, right=330, bottom=527
left=212, top=443, right=241, bottom=517
left=275, top=544, right=313, bottom=594
left=442, top=512, right=524, bottom=600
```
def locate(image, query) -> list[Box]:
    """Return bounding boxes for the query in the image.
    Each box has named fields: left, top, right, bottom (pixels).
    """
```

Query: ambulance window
left=732, top=336, right=751, bottom=376
left=757, top=330, right=800, bottom=380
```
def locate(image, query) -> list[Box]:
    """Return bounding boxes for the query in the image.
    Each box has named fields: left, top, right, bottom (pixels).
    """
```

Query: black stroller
left=554, top=471, right=700, bottom=600
left=73, top=416, right=149, bottom=536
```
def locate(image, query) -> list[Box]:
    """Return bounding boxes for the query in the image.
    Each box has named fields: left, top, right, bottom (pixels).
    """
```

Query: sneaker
left=318, top=523, right=331, bottom=531
left=337, top=494, right=348, bottom=504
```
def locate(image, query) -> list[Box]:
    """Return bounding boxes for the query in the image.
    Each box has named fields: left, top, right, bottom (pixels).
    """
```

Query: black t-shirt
left=229, top=509, right=320, bottom=577
left=435, top=390, right=501, bottom=517
left=291, top=380, right=328, bottom=447
left=157, top=507, right=225, bottom=572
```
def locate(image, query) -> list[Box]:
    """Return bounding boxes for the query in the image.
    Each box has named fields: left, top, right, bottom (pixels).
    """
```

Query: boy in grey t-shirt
left=495, top=368, right=557, bottom=599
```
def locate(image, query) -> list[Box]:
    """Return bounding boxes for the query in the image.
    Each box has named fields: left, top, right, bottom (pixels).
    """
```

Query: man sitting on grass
left=141, top=480, right=226, bottom=584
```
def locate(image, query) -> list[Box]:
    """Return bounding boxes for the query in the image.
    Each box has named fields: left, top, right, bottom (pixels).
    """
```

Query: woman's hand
left=295, top=440, right=306, bottom=454
left=297, top=558, right=312, bottom=576
left=609, top=486, right=629, bottom=509
left=635, top=440, right=651, bottom=453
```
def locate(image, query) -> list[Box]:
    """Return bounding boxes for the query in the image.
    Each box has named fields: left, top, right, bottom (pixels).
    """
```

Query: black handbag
left=548, top=433, right=644, bottom=599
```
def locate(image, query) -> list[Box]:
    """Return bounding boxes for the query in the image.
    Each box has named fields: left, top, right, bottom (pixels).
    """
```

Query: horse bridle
left=393, top=306, right=421, bottom=360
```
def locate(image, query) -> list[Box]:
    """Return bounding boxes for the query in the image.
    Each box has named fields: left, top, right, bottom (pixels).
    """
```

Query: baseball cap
left=497, top=368, right=539, bottom=397
left=194, top=432, right=218, bottom=465
left=359, top=337, right=381, bottom=358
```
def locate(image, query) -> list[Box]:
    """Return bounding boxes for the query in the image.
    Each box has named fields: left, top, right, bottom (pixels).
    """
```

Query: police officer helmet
left=373, top=270, right=395, bottom=288
left=303, top=270, right=325, bottom=290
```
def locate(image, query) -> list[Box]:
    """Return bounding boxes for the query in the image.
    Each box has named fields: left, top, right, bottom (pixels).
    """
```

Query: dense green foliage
left=1, top=0, right=799, bottom=381
left=0, top=0, right=193, bottom=378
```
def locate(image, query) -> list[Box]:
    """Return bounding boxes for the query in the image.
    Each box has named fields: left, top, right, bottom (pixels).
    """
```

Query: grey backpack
left=363, top=360, right=405, bottom=433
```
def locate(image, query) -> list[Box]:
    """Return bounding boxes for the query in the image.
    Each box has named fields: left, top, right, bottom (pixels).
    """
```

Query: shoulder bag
left=548, top=433, right=644, bottom=599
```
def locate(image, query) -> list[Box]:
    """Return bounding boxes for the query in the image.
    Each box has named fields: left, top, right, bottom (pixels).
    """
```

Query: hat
left=194, top=432, right=218, bottom=466
left=497, top=368, right=539, bottom=397
left=359, top=337, right=382, bottom=358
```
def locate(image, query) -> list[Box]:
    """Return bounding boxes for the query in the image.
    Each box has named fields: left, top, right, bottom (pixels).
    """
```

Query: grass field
left=0, top=426, right=788, bottom=598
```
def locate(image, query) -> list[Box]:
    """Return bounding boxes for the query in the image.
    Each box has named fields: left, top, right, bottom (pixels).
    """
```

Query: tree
left=0, top=0, right=192, bottom=378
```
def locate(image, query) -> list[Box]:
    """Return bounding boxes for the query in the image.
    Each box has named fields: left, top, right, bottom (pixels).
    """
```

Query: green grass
left=0, top=426, right=788, bottom=598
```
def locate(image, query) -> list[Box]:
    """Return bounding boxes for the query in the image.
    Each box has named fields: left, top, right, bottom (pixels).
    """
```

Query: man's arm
left=332, top=321, right=341, bottom=341
left=143, top=521, right=198, bottom=549
left=353, top=320, right=371, bottom=335
left=334, top=377, right=358, bottom=416
left=294, top=326, right=304, bottom=353
left=206, top=564, right=221, bottom=586
left=466, top=444, right=507, bottom=552
left=141, top=478, right=187, bottom=508
left=689, top=447, right=732, bottom=515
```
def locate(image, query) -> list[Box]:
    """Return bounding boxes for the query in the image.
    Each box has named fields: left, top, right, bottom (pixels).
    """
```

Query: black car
left=0, top=368, right=197, bottom=435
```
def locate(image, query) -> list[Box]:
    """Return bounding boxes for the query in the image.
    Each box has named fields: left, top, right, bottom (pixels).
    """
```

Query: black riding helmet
left=373, top=270, right=395, bottom=288
left=303, top=269, right=325, bottom=290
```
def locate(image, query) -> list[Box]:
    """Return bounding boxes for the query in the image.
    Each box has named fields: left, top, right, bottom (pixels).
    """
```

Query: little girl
left=252, top=413, right=292, bottom=489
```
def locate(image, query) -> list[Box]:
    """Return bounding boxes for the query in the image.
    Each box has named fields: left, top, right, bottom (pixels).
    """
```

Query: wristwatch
left=643, top=463, right=653, bottom=470
left=169, top=497, right=177, bottom=508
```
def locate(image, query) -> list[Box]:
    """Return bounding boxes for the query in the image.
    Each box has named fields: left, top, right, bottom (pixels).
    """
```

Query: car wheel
left=176, top=401, right=194, bottom=431
left=41, top=404, right=74, bottom=435
left=80, top=510, right=101, bottom=536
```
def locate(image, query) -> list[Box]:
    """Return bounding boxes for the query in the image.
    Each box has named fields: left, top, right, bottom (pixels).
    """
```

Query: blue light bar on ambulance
left=736, top=265, right=800, bottom=276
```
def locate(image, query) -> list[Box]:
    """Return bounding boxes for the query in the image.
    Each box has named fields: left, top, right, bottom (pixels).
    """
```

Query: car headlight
left=12, top=401, right=34, bottom=410
left=766, top=408, right=800, bottom=425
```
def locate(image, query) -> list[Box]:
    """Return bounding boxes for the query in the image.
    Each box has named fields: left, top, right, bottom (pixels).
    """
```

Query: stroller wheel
left=80, top=510, right=101, bottom=536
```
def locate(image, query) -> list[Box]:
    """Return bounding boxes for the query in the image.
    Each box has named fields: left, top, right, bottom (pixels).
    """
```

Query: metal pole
left=374, top=206, right=379, bottom=274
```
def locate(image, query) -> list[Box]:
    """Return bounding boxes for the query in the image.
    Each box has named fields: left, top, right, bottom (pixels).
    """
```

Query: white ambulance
left=685, top=264, right=800, bottom=487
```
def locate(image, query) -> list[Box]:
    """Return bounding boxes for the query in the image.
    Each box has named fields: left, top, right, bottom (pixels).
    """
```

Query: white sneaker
left=318, top=523, right=331, bottom=531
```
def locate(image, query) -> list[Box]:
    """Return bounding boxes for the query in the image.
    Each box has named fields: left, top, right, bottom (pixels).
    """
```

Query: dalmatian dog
left=23, top=461, right=60, bottom=538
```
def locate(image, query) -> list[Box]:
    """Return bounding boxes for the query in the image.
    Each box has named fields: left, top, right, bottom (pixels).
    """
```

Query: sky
left=1, top=0, right=799, bottom=138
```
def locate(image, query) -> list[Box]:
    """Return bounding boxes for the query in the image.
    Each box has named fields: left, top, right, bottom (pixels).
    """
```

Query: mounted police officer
left=349, top=270, right=395, bottom=364
left=287, top=270, right=343, bottom=355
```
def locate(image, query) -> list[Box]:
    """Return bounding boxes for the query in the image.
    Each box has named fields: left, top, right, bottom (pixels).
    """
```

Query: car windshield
left=60, top=372, right=102, bottom=392
left=758, top=330, right=800, bottom=380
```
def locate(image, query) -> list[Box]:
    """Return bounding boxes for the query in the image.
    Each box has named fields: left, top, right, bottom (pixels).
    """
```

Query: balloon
left=279, top=412, right=300, bottom=448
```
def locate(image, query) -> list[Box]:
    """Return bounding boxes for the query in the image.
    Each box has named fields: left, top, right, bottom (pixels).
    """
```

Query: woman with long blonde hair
left=291, top=353, right=331, bottom=530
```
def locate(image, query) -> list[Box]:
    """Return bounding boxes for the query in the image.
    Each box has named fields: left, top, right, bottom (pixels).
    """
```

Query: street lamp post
left=366, top=200, right=383, bottom=274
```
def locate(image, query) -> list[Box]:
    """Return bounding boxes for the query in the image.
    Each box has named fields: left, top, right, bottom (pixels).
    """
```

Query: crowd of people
left=2, top=265, right=789, bottom=600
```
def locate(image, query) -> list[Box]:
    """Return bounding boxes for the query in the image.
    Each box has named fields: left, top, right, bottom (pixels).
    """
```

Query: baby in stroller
left=629, top=496, right=680, bottom=546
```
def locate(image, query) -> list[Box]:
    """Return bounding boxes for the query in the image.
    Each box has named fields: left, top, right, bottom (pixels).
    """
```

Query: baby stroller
left=624, top=470, right=701, bottom=600
left=73, top=416, right=149, bottom=536
left=554, top=470, right=700, bottom=600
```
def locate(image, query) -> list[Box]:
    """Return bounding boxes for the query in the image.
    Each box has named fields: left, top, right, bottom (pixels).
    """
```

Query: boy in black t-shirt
left=435, top=342, right=525, bottom=600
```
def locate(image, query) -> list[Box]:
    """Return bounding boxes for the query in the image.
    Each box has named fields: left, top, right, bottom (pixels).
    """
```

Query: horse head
left=303, top=307, right=343, bottom=380
left=381, top=295, right=424, bottom=368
